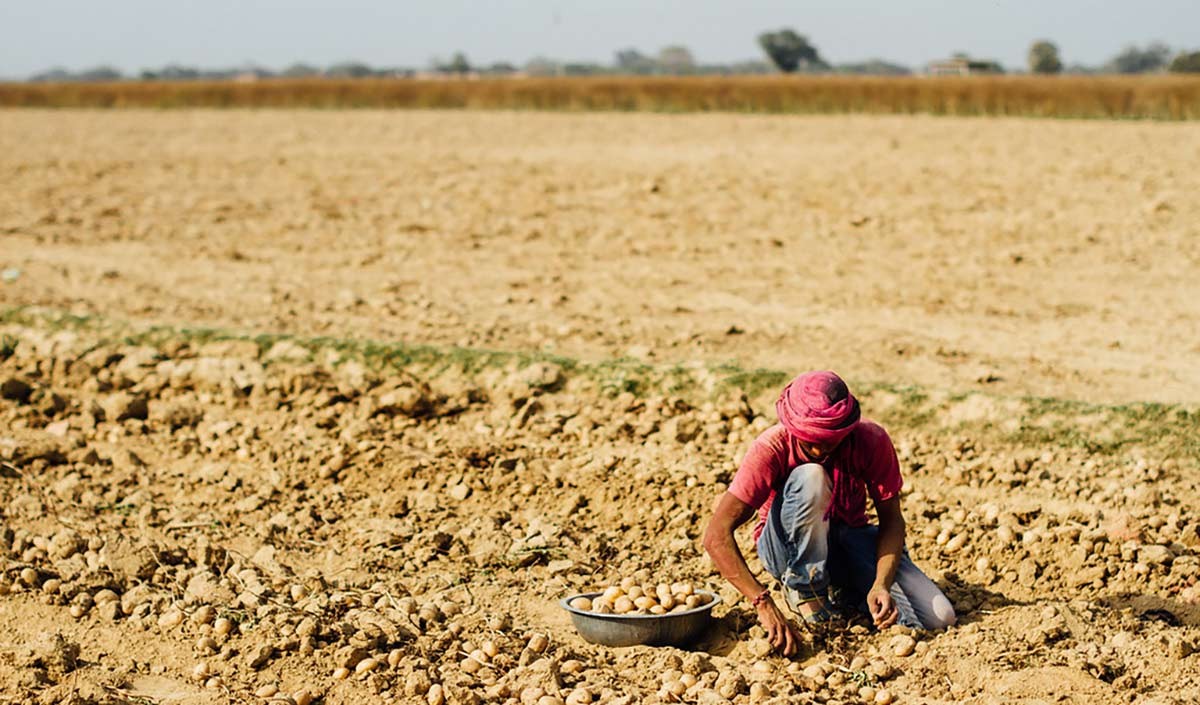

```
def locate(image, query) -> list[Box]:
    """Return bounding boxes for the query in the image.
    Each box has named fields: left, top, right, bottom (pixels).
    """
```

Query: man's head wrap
left=775, top=370, right=860, bottom=446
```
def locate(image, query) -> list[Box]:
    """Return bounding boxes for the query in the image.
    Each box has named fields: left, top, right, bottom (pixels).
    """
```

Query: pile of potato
left=568, top=578, right=710, bottom=615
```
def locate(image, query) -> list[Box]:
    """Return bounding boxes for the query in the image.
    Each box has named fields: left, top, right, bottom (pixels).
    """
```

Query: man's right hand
left=756, top=596, right=802, bottom=656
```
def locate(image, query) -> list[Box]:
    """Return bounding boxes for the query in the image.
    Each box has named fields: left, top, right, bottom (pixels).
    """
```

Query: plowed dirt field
left=1, top=110, right=1198, bottom=705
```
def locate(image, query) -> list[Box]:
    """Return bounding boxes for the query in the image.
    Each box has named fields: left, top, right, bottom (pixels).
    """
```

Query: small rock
left=263, top=340, right=311, bottom=363
left=695, top=689, right=731, bottom=705
left=245, top=644, right=274, bottom=670
left=96, top=601, right=122, bottom=621
left=1105, top=513, right=1143, bottom=543
left=151, top=399, right=205, bottom=429
left=102, top=392, right=149, bottom=422
left=48, top=530, right=84, bottom=560
left=335, top=645, right=369, bottom=670
left=514, top=362, right=565, bottom=392
left=714, top=671, right=746, bottom=699
left=405, top=670, right=433, bottom=696
left=747, top=638, right=772, bottom=658
left=547, top=559, right=575, bottom=575
left=157, top=609, right=184, bottom=629
left=1139, top=545, right=1173, bottom=566
left=375, top=385, right=429, bottom=417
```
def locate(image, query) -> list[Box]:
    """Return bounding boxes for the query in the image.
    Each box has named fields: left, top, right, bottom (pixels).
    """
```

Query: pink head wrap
left=775, top=370, right=861, bottom=446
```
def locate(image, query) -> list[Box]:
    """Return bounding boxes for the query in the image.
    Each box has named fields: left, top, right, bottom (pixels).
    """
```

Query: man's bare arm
left=702, top=492, right=801, bottom=655
left=867, top=496, right=906, bottom=627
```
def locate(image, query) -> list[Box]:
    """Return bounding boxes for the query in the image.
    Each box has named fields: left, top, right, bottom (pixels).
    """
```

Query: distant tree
left=326, top=61, right=373, bottom=78
left=155, top=64, right=201, bottom=80
left=562, top=62, right=606, bottom=76
left=757, top=29, right=826, bottom=72
left=614, top=48, right=656, bottom=74
left=30, top=67, right=73, bottom=82
left=444, top=52, right=471, bottom=74
left=1028, top=40, right=1062, bottom=74
left=657, top=46, right=696, bottom=74
left=1169, top=51, right=1200, bottom=73
left=72, top=65, right=123, bottom=81
left=835, top=59, right=910, bottom=76
left=482, top=62, right=518, bottom=75
left=1106, top=42, right=1171, bottom=73
left=281, top=63, right=320, bottom=78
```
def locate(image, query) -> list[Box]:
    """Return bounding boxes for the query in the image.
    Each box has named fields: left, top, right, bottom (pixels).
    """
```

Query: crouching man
left=702, top=370, right=955, bottom=655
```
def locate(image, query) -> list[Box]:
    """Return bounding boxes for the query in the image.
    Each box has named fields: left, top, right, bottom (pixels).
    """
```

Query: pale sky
left=1, top=1, right=1197, bottom=79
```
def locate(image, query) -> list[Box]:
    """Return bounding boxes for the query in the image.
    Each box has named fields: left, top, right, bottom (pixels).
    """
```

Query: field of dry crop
left=1, top=109, right=1199, bottom=705
left=3, top=76, right=1200, bottom=119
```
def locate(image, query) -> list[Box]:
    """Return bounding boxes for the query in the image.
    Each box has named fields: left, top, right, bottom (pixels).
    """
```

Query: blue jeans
left=755, top=463, right=956, bottom=630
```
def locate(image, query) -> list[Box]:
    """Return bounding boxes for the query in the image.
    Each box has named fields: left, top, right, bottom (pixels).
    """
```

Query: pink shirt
left=728, top=421, right=903, bottom=541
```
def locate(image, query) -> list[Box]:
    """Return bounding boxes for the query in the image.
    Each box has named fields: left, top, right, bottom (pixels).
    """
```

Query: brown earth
left=1, top=110, right=1199, bottom=705
left=1, top=110, right=1198, bottom=404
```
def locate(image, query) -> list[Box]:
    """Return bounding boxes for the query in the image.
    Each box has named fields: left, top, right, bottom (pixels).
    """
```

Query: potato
left=481, top=640, right=499, bottom=659
left=672, top=582, right=694, bottom=597
left=583, top=580, right=706, bottom=616
left=528, top=633, right=549, bottom=653
left=356, top=657, right=380, bottom=674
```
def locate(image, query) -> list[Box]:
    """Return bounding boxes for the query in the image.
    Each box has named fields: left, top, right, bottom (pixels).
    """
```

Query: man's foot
left=782, top=584, right=836, bottom=624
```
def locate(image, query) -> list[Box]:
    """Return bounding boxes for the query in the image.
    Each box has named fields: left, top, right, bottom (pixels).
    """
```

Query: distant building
left=927, top=57, right=1004, bottom=76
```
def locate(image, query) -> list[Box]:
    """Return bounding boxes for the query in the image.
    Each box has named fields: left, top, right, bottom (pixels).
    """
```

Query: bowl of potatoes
left=560, top=579, right=720, bottom=647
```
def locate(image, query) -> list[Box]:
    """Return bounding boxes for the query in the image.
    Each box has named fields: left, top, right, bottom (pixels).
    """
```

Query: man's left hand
left=867, top=585, right=898, bottom=628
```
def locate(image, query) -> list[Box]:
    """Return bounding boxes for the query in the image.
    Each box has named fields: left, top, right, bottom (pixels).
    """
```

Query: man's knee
left=783, top=463, right=832, bottom=508
left=924, top=595, right=957, bottom=630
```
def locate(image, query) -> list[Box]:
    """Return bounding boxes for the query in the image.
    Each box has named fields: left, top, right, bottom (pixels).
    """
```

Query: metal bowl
left=559, top=591, right=721, bottom=647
